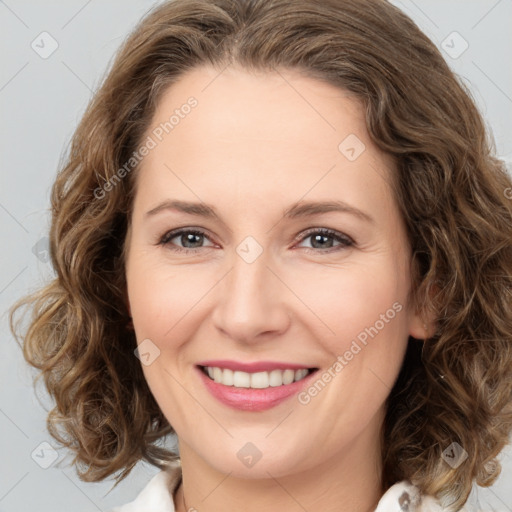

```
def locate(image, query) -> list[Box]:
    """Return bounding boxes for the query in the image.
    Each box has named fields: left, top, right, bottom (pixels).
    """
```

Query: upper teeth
left=204, top=366, right=310, bottom=388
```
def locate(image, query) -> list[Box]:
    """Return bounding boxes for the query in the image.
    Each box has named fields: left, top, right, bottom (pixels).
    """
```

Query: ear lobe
left=409, top=312, right=437, bottom=340
left=408, top=283, right=439, bottom=340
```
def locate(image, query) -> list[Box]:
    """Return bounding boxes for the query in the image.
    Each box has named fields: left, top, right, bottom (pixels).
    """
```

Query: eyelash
left=157, top=227, right=354, bottom=255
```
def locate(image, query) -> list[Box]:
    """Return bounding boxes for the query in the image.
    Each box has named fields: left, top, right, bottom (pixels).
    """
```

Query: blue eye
left=158, top=227, right=354, bottom=254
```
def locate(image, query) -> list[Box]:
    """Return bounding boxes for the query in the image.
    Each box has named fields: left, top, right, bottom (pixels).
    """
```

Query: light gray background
left=1, top=1, right=511, bottom=511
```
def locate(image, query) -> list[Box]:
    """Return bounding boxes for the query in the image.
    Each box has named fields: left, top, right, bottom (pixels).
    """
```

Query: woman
left=10, top=0, right=512, bottom=511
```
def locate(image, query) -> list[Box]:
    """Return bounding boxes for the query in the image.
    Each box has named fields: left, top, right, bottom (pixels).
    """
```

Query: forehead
left=150, top=65, right=370, bottom=155
left=135, top=65, right=396, bottom=212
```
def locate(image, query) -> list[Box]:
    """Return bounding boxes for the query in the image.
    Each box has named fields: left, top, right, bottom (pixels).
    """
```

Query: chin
left=194, top=437, right=312, bottom=480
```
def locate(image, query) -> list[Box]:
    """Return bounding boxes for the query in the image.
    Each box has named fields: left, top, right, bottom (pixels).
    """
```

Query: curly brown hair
left=9, top=0, right=512, bottom=509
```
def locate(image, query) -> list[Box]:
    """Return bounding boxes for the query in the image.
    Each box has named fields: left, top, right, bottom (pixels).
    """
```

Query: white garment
left=110, top=460, right=461, bottom=512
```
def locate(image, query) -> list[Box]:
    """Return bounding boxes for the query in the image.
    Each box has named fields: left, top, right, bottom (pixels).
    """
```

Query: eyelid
left=292, top=227, right=354, bottom=247
left=158, top=227, right=216, bottom=248
left=158, top=226, right=355, bottom=253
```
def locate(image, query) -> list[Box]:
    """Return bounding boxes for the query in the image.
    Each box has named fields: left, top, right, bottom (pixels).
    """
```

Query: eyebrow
left=145, top=199, right=374, bottom=224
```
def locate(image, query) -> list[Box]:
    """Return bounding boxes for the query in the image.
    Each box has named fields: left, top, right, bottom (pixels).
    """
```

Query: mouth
left=199, top=365, right=317, bottom=389
left=195, top=361, right=319, bottom=411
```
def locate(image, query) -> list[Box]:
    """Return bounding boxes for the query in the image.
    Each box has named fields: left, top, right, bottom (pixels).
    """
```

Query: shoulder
left=375, top=480, right=465, bottom=512
left=109, top=461, right=182, bottom=512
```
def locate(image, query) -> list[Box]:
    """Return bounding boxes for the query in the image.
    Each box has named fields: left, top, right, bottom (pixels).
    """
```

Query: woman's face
left=125, top=65, right=427, bottom=479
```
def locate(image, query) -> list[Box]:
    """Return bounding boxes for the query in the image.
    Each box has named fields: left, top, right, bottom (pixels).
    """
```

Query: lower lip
left=196, top=367, right=317, bottom=411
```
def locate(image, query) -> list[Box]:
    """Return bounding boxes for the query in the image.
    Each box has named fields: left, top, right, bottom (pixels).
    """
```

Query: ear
left=408, top=283, right=439, bottom=340
left=408, top=310, right=436, bottom=340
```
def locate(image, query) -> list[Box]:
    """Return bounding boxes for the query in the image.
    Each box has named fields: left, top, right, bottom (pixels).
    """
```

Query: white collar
left=110, top=462, right=181, bottom=512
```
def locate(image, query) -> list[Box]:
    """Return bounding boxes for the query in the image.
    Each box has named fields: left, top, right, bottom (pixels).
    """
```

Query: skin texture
left=124, top=65, right=431, bottom=512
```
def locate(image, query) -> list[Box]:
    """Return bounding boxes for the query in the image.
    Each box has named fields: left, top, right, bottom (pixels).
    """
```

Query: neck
left=174, top=419, right=384, bottom=512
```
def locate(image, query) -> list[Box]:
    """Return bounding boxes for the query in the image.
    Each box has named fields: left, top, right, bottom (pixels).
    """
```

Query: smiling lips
left=196, top=360, right=318, bottom=411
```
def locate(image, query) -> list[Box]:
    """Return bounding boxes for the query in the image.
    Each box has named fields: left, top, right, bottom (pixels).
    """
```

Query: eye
left=158, top=228, right=215, bottom=254
left=157, top=227, right=354, bottom=254
left=295, top=228, right=354, bottom=254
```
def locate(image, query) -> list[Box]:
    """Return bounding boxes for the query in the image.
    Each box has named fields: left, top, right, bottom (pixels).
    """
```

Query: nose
left=211, top=246, right=291, bottom=345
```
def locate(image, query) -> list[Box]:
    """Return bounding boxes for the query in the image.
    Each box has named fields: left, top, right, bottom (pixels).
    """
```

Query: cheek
left=126, top=254, right=213, bottom=342
left=289, top=260, right=406, bottom=348
left=291, top=258, right=411, bottom=405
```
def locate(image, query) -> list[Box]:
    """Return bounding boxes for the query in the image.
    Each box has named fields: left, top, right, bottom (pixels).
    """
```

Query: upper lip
left=197, top=360, right=317, bottom=372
